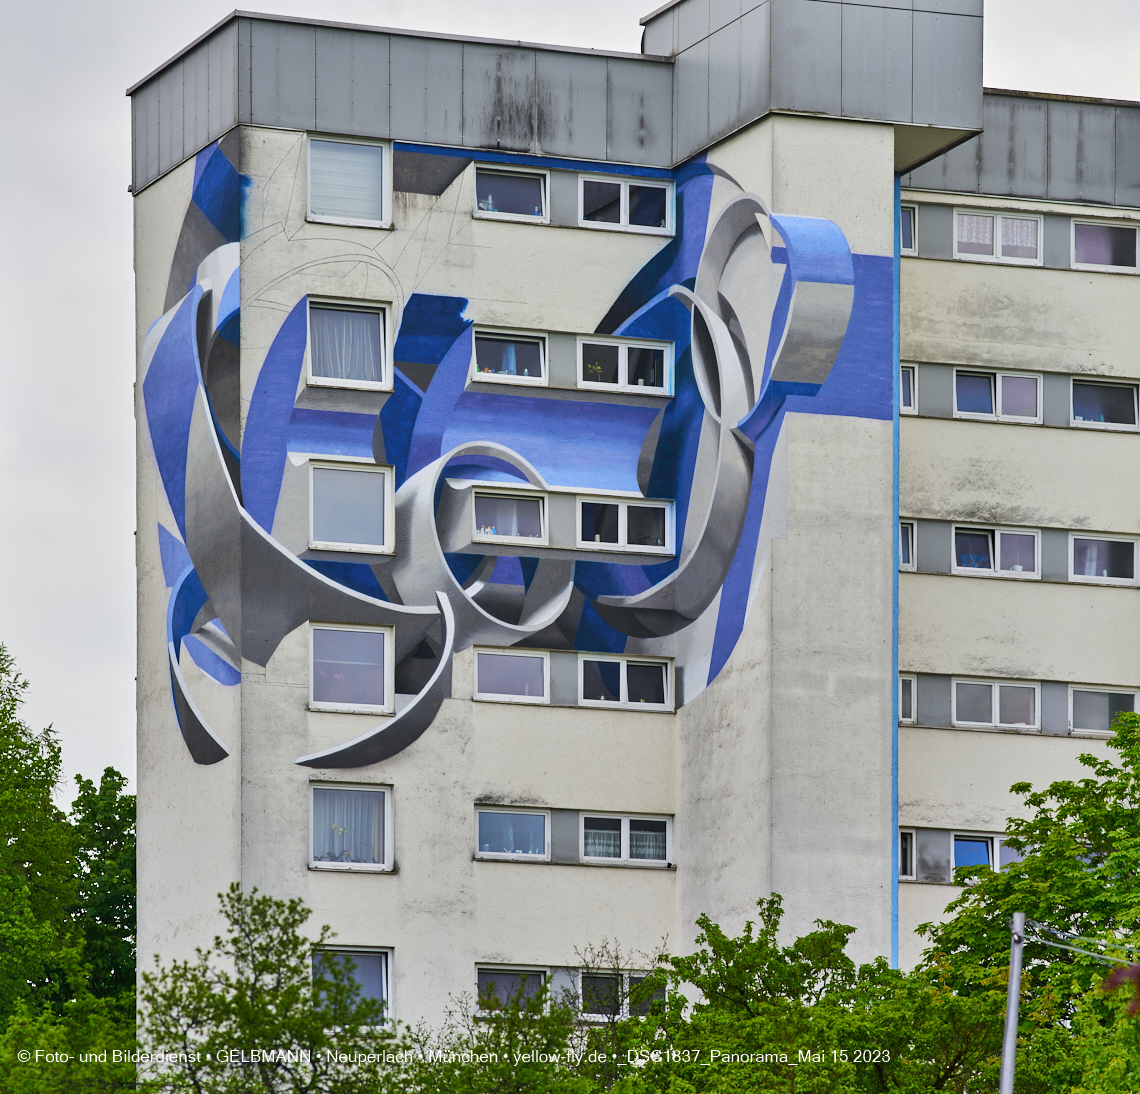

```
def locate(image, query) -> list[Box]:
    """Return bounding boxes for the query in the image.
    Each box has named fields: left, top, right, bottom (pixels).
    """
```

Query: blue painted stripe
left=393, top=141, right=675, bottom=180
left=288, top=408, right=377, bottom=459
left=891, top=175, right=902, bottom=970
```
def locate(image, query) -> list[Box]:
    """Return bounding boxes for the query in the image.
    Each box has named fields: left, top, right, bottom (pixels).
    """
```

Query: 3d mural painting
left=141, top=136, right=890, bottom=769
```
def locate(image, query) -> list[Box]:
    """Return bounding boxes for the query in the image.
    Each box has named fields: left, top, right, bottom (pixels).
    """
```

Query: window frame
left=313, top=947, right=392, bottom=1021
left=576, top=336, right=675, bottom=396
left=1070, top=218, right=1140, bottom=274
left=469, top=328, right=549, bottom=388
left=471, top=486, right=549, bottom=548
left=1069, top=685, right=1139, bottom=737
left=950, top=525, right=1040, bottom=580
left=577, top=175, right=675, bottom=236
left=472, top=647, right=551, bottom=706
left=952, top=208, right=1044, bottom=266
left=952, top=368, right=1042, bottom=423
left=899, top=364, right=917, bottom=415
left=576, top=496, right=674, bottom=555
left=306, top=135, right=391, bottom=229
left=473, top=167, right=551, bottom=225
left=951, top=832, right=996, bottom=871
left=474, top=807, right=552, bottom=863
left=308, top=459, right=395, bottom=555
left=305, top=298, right=393, bottom=392
left=899, top=205, right=918, bottom=256
left=577, top=655, right=674, bottom=711
left=1069, top=377, right=1140, bottom=433
left=898, top=828, right=917, bottom=881
left=1068, top=532, right=1139, bottom=586
left=578, top=813, right=673, bottom=868
left=579, top=970, right=666, bottom=1021
left=898, top=674, right=917, bottom=724
left=308, top=623, right=395, bottom=716
left=475, top=966, right=549, bottom=1009
left=899, top=521, right=916, bottom=572
left=951, top=677, right=1041, bottom=730
left=309, top=782, right=393, bottom=873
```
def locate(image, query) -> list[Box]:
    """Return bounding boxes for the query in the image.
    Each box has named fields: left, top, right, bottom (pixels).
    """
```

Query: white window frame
left=474, top=807, right=551, bottom=862
left=952, top=368, right=1042, bottom=423
left=953, top=209, right=1044, bottom=266
left=578, top=970, right=665, bottom=1021
left=577, top=175, right=675, bottom=236
left=306, top=135, right=391, bottom=229
left=576, top=336, right=675, bottom=396
left=1069, top=377, right=1140, bottom=433
left=470, top=328, right=549, bottom=388
left=1071, top=218, right=1140, bottom=274
left=308, top=459, right=395, bottom=554
left=309, top=782, right=393, bottom=873
left=898, top=828, right=917, bottom=881
left=1068, top=532, right=1139, bottom=586
left=1068, top=685, right=1139, bottom=737
left=898, top=674, right=917, bottom=724
left=473, top=166, right=551, bottom=224
left=579, top=813, right=672, bottom=868
left=309, top=623, right=395, bottom=715
left=314, top=947, right=393, bottom=1021
left=305, top=298, right=393, bottom=392
left=899, top=521, right=916, bottom=572
left=577, top=655, right=673, bottom=711
left=899, top=364, right=917, bottom=415
left=900, top=205, right=918, bottom=256
left=951, top=832, right=996, bottom=871
left=473, top=647, right=551, bottom=706
left=576, top=496, right=674, bottom=555
left=471, top=486, right=549, bottom=548
left=951, top=678, right=1040, bottom=730
left=950, top=525, right=1040, bottom=580
left=475, top=966, right=548, bottom=1009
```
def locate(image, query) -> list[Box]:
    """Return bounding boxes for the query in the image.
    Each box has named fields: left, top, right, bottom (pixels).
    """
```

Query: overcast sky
left=2, top=0, right=1138, bottom=806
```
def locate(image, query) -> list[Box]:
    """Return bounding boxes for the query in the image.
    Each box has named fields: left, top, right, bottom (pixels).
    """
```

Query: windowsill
left=309, top=704, right=394, bottom=717
left=576, top=221, right=673, bottom=237
left=901, top=722, right=1114, bottom=739
left=473, top=854, right=550, bottom=864
left=1070, top=421, right=1139, bottom=433
left=947, top=569, right=1040, bottom=581
left=901, top=571, right=1139, bottom=589
left=952, top=255, right=1044, bottom=268
left=577, top=383, right=673, bottom=398
left=473, top=856, right=676, bottom=870
left=899, top=878, right=958, bottom=886
left=470, top=373, right=549, bottom=388
left=309, top=542, right=394, bottom=555
left=472, top=211, right=550, bottom=225
left=307, top=214, right=392, bottom=230
left=472, top=695, right=550, bottom=706
left=307, top=377, right=394, bottom=394
left=309, top=862, right=395, bottom=874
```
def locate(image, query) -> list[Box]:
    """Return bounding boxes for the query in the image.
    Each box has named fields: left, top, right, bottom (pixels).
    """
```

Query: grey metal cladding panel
left=642, top=8, right=676, bottom=58
left=315, top=28, right=390, bottom=137
left=980, top=97, right=1047, bottom=199
left=917, top=0, right=982, bottom=12
left=536, top=51, right=608, bottom=160
left=1040, top=680, right=1069, bottom=735
left=711, top=0, right=744, bottom=35
left=1042, top=215, right=1071, bottom=270
left=916, top=674, right=952, bottom=728
left=911, top=12, right=982, bottom=130
left=678, top=0, right=712, bottom=52
left=916, top=519, right=951, bottom=573
left=607, top=58, right=673, bottom=166
left=250, top=20, right=316, bottom=130
left=840, top=4, right=913, bottom=124
left=135, top=79, right=162, bottom=190
left=185, top=41, right=211, bottom=155
left=237, top=18, right=253, bottom=124
left=156, top=62, right=185, bottom=178
left=673, top=39, right=710, bottom=163
left=706, top=24, right=740, bottom=142
left=916, top=827, right=952, bottom=882
left=1047, top=101, right=1116, bottom=204
left=909, top=134, right=979, bottom=193
left=1040, top=526, right=1069, bottom=580
left=208, top=22, right=238, bottom=140
left=1116, top=108, right=1140, bottom=208
left=770, top=0, right=842, bottom=117
left=462, top=44, right=536, bottom=152
left=915, top=204, right=953, bottom=260
left=738, top=3, right=772, bottom=125
left=389, top=36, right=463, bottom=146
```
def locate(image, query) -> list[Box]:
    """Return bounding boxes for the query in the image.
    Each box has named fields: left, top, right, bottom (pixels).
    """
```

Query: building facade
left=130, top=1, right=1132, bottom=1021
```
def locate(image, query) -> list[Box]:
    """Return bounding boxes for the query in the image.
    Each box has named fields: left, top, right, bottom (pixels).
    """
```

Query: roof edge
left=984, top=86, right=1140, bottom=110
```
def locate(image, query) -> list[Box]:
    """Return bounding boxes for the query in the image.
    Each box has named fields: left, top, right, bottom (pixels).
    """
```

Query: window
left=579, top=656, right=672, bottom=710
left=477, top=968, right=546, bottom=1009
left=900, top=206, right=917, bottom=256
left=952, top=679, right=1039, bottom=729
left=580, top=814, right=671, bottom=866
left=954, top=210, right=1042, bottom=265
left=471, top=332, right=547, bottom=386
left=472, top=490, right=547, bottom=546
left=307, top=302, right=389, bottom=389
left=1069, top=535, right=1137, bottom=585
left=580, top=972, right=665, bottom=1019
left=1071, top=380, right=1138, bottom=430
left=475, top=809, right=549, bottom=861
left=953, top=369, right=1041, bottom=422
left=952, top=833, right=993, bottom=869
left=578, top=338, right=673, bottom=395
left=313, top=950, right=389, bottom=1020
left=1072, top=221, right=1138, bottom=271
left=579, top=176, right=673, bottom=234
left=900, top=365, right=916, bottom=414
left=899, top=829, right=916, bottom=880
left=1070, top=687, right=1137, bottom=734
left=899, top=675, right=916, bottom=723
left=310, top=785, right=391, bottom=870
left=473, top=649, right=549, bottom=704
left=899, top=522, right=915, bottom=571
left=474, top=168, right=548, bottom=222
left=310, top=625, right=393, bottom=714
left=308, top=138, right=388, bottom=226
left=578, top=498, right=672, bottom=554
left=309, top=462, right=393, bottom=553
left=952, top=526, right=1039, bottom=578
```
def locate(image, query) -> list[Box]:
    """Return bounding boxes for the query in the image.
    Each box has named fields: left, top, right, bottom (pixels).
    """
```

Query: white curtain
left=958, top=214, right=994, bottom=252
left=310, top=140, right=385, bottom=221
left=1002, top=217, right=1038, bottom=258
left=311, top=308, right=382, bottom=383
left=313, top=788, right=383, bottom=863
left=584, top=822, right=621, bottom=858
left=630, top=826, right=666, bottom=860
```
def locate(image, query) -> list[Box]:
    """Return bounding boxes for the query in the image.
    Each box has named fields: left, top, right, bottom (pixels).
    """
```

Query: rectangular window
left=900, top=365, right=916, bottom=414
left=477, top=968, right=546, bottom=1009
left=900, top=206, right=917, bottom=256
left=1073, top=221, right=1138, bottom=271
left=899, top=675, right=916, bottom=723
left=579, top=972, right=665, bottom=1020
left=581, top=814, right=671, bottom=866
left=309, top=462, right=393, bottom=553
left=952, top=679, right=1039, bottom=729
left=952, top=526, right=1039, bottom=578
left=1071, top=380, right=1138, bottom=430
left=952, top=834, right=994, bottom=869
left=475, top=809, right=549, bottom=861
left=308, top=303, right=389, bottom=389
left=899, top=829, right=916, bottom=880
left=310, top=785, right=390, bottom=870
left=474, top=168, right=548, bottom=222
left=310, top=625, right=393, bottom=714
left=954, top=369, right=1041, bottom=422
left=473, top=649, right=549, bottom=704
left=579, top=176, right=673, bottom=234
left=579, top=656, right=672, bottom=710
left=1070, top=687, right=1137, bottom=734
left=1069, top=535, right=1137, bottom=585
left=472, top=491, right=547, bottom=546
left=578, top=498, right=673, bottom=554
left=313, top=950, right=390, bottom=1020
left=955, top=210, right=1042, bottom=265
left=472, top=332, right=547, bottom=386
left=308, top=138, right=388, bottom=226
left=899, top=521, right=915, bottom=571
left=578, top=338, right=673, bottom=395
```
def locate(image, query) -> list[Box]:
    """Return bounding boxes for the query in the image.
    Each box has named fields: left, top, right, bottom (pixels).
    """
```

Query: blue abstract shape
left=241, top=300, right=309, bottom=531
left=489, top=556, right=524, bottom=585
left=442, top=455, right=530, bottom=483
left=381, top=371, right=424, bottom=487
left=168, top=565, right=209, bottom=659
left=574, top=561, right=655, bottom=599
left=769, top=215, right=855, bottom=285
left=574, top=599, right=627, bottom=654
left=394, top=294, right=471, bottom=364
left=217, top=267, right=241, bottom=345
left=519, top=557, right=539, bottom=594
left=192, top=143, right=242, bottom=243
left=183, top=634, right=242, bottom=686
left=288, top=408, right=378, bottom=458
left=158, top=524, right=192, bottom=588
left=406, top=327, right=476, bottom=480
left=303, top=560, right=389, bottom=600
left=444, top=552, right=486, bottom=586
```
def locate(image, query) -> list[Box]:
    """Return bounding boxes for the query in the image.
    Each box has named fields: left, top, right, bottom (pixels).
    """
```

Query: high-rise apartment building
left=130, top=1, right=1133, bottom=1021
